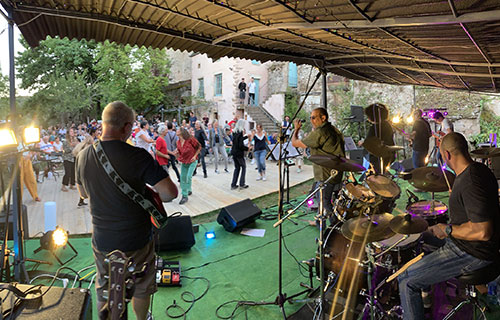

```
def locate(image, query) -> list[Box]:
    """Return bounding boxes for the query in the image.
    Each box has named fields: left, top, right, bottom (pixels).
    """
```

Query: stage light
left=52, top=227, right=68, bottom=247
left=34, top=226, right=78, bottom=265
left=425, top=156, right=429, bottom=164
left=406, top=115, right=414, bottom=124
left=391, top=115, right=401, bottom=124
left=0, top=128, right=17, bottom=147
left=205, top=231, right=216, bottom=239
left=24, top=127, right=40, bottom=145
left=307, top=198, right=315, bottom=208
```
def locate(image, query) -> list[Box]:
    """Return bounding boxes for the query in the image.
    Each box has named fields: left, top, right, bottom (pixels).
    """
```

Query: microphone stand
left=263, top=70, right=323, bottom=319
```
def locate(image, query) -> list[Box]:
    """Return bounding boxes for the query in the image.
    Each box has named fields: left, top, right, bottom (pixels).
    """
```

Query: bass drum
left=317, top=227, right=367, bottom=296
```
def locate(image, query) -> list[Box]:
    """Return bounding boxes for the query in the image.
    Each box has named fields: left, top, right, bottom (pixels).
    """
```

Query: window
left=288, top=62, right=297, bottom=88
left=251, top=60, right=260, bottom=65
left=198, top=78, right=204, bottom=98
left=214, top=73, right=222, bottom=96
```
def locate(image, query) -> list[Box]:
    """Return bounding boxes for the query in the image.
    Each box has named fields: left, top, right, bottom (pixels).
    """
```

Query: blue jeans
left=254, top=149, right=266, bottom=174
left=180, top=161, right=197, bottom=197
left=398, top=238, right=491, bottom=320
left=412, top=150, right=427, bottom=168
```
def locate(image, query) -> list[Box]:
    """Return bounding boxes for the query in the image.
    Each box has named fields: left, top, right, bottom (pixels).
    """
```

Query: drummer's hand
left=429, top=224, right=447, bottom=239
left=294, top=119, right=302, bottom=129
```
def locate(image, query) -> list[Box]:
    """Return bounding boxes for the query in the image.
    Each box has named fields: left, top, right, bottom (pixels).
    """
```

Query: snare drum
left=407, top=200, right=449, bottom=226
left=372, top=233, right=422, bottom=269
left=365, top=175, right=401, bottom=213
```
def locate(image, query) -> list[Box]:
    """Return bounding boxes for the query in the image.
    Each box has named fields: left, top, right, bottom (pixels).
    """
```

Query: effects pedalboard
left=155, top=256, right=182, bottom=287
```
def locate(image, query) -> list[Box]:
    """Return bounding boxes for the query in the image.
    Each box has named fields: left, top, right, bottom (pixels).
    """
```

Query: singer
left=292, top=107, right=345, bottom=223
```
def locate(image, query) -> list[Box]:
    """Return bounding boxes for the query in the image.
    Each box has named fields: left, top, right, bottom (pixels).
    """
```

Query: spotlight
left=34, top=227, right=78, bottom=265
left=24, top=127, right=40, bottom=145
left=425, top=156, right=429, bottom=164
left=205, top=231, right=216, bottom=239
left=391, top=115, right=401, bottom=124
left=406, top=115, right=414, bottom=124
left=0, top=128, right=17, bottom=147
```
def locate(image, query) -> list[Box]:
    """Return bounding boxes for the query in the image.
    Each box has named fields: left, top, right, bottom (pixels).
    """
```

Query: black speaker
left=0, top=205, right=29, bottom=240
left=391, top=158, right=414, bottom=172
left=348, top=148, right=367, bottom=166
left=155, top=215, right=195, bottom=251
left=491, top=156, right=500, bottom=179
left=0, top=283, right=91, bottom=319
left=217, top=199, right=262, bottom=232
left=350, top=105, right=364, bottom=122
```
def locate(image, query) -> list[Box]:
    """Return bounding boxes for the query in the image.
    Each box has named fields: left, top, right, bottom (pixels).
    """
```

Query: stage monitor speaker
left=0, top=204, right=29, bottom=240
left=155, top=215, right=195, bottom=251
left=0, top=283, right=91, bottom=319
left=217, top=199, right=262, bottom=232
left=347, top=148, right=367, bottom=166
left=350, top=105, right=364, bottom=123
left=391, top=158, right=414, bottom=173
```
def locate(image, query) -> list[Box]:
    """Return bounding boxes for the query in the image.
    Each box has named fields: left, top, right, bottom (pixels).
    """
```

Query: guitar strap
left=92, top=140, right=167, bottom=228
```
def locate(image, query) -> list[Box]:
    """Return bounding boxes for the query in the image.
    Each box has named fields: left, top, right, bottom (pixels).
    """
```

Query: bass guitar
left=144, top=185, right=168, bottom=229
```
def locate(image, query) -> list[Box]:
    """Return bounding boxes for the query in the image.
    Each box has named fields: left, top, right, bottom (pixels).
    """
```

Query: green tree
left=284, top=89, right=312, bottom=133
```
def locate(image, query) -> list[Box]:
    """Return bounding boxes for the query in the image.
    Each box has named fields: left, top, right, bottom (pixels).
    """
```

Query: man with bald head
left=76, top=101, right=178, bottom=320
left=398, top=132, right=500, bottom=320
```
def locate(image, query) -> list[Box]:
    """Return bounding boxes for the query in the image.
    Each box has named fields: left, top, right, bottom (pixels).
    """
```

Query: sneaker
left=256, top=176, right=262, bottom=181
left=215, top=169, right=220, bottom=174
left=224, top=169, right=229, bottom=173
left=251, top=159, right=255, bottom=165
left=297, top=168, right=302, bottom=173
left=146, top=312, right=154, bottom=320
left=231, top=185, right=238, bottom=190
left=179, top=196, right=188, bottom=205
left=78, top=198, right=87, bottom=206
left=188, top=191, right=192, bottom=196
left=262, top=176, right=266, bottom=181
left=204, top=173, right=207, bottom=178
left=61, top=186, right=68, bottom=192
left=240, top=184, right=249, bottom=189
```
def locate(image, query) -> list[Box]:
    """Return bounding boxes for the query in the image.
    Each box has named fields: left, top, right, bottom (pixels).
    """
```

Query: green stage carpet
left=13, top=177, right=500, bottom=319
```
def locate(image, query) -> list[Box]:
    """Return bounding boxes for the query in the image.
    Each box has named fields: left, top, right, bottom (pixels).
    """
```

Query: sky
left=0, top=19, right=24, bottom=77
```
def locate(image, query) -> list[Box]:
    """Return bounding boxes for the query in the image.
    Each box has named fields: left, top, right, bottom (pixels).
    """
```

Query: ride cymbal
left=309, top=154, right=366, bottom=172
left=389, top=214, right=428, bottom=235
left=341, top=213, right=395, bottom=243
left=470, top=147, right=500, bottom=159
left=409, top=167, right=455, bottom=192
left=363, top=136, right=404, bottom=159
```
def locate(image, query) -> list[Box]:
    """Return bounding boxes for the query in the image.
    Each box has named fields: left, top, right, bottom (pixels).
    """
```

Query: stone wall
left=166, top=49, right=192, bottom=84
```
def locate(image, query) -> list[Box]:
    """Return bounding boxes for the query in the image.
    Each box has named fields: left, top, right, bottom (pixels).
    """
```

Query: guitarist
left=432, top=111, right=454, bottom=164
left=76, top=101, right=178, bottom=320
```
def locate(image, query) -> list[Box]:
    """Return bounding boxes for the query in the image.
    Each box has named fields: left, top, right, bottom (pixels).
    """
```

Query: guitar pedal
left=155, top=256, right=181, bottom=287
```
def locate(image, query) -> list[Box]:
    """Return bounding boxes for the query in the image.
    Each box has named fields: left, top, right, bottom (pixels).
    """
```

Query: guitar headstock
left=105, top=250, right=132, bottom=320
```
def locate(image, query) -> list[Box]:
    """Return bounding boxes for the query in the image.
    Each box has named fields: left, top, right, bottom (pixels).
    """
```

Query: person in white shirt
left=136, top=121, right=154, bottom=155
left=53, top=136, right=63, bottom=153
left=248, top=77, right=256, bottom=106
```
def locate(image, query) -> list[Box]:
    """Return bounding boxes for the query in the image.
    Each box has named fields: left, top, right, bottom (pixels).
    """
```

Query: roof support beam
left=212, top=9, right=500, bottom=44
left=328, top=62, right=500, bottom=78
left=380, top=57, right=423, bottom=85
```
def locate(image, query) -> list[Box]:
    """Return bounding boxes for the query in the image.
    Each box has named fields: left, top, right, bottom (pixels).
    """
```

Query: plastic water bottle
left=487, top=281, right=499, bottom=306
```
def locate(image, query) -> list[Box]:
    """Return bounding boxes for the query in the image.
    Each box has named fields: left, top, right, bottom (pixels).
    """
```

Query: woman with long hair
left=230, top=119, right=251, bottom=189
left=253, top=124, right=269, bottom=181
left=175, top=127, right=200, bottom=204
left=61, top=128, right=79, bottom=191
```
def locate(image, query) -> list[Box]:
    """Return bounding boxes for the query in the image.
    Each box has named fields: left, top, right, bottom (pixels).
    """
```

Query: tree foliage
left=16, top=37, right=170, bottom=124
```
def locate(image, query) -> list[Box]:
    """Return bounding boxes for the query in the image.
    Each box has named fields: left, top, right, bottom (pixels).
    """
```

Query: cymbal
left=309, top=154, right=366, bottom=172
left=341, top=213, right=395, bottom=243
left=389, top=214, right=428, bottom=234
left=409, top=167, right=455, bottom=192
left=345, top=183, right=375, bottom=201
left=471, top=147, right=500, bottom=159
left=363, top=136, right=404, bottom=159
left=365, top=175, right=401, bottom=198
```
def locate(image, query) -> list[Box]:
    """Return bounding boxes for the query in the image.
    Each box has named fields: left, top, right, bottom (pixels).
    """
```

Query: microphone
left=299, top=119, right=306, bottom=123
left=301, top=258, right=315, bottom=268
left=406, top=190, right=420, bottom=204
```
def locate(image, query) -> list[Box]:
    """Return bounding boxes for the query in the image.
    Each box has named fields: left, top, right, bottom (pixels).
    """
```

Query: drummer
left=398, top=132, right=500, bottom=320
left=363, top=103, right=395, bottom=174
left=292, top=107, right=345, bottom=222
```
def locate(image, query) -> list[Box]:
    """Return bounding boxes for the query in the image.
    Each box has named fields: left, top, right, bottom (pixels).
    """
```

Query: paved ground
left=23, top=156, right=313, bottom=237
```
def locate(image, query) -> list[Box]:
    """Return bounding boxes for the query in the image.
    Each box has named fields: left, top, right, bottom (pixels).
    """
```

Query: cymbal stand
left=358, top=245, right=387, bottom=320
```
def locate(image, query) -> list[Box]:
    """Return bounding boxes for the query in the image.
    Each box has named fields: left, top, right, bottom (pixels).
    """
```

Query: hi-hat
left=389, top=214, right=428, bottom=234
left=363, top=136, right=404, bottom=159
left=366, top=175, right=400, bottom=198
left=341, top=213, right=395, bottom=243
left=309, top=154, right=366, bottom=172
left=470, top=147, right=500, bottom=159
left=409, top=167, right=455, bottom=192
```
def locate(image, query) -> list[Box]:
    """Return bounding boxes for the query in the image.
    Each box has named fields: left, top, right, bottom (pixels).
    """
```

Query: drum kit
left=286, top=153, right=456, bottom=319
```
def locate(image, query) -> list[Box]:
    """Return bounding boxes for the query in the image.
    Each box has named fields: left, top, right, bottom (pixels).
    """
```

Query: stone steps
left=246, top=106, right=280, bottom=134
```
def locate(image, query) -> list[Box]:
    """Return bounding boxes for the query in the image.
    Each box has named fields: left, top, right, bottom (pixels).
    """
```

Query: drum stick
left=386, top=252, right=424, bottom=282
left=438, top=158, right=452, bottom=192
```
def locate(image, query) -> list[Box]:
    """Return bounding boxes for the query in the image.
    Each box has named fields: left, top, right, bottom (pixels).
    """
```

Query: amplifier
left=0, top=283, right=91, bottom=319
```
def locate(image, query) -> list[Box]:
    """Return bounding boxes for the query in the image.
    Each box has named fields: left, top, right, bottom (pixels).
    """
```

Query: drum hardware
left=470, top=147, right=500, bottom=159
left=406, top=189, right=420, bottom=207
left=340, top=213, right=395, bottom=243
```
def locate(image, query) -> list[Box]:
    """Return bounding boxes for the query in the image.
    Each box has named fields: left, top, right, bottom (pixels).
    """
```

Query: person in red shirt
left=174, top=127, right=200, bottom=204
left=155, top=125, right=169, bottom=172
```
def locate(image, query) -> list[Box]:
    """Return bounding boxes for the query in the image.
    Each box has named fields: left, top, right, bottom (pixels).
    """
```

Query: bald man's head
left=102, top=101, right=135, bottom=129
left=440, top=132, right=469, bottom=157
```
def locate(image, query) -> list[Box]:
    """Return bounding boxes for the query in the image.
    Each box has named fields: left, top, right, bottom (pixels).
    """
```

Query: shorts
left=93, top=240, right=157, bottom=302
